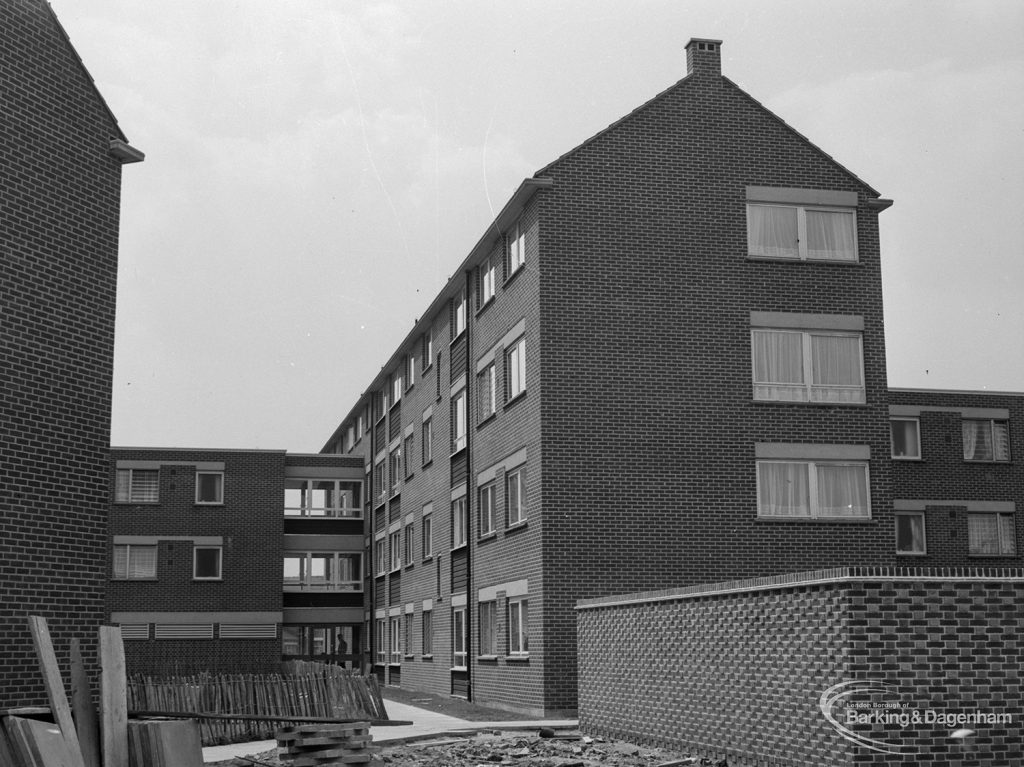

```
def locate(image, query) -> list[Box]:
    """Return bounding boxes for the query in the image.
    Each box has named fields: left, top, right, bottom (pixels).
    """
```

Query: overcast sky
left=56, top=0, right=1023, bottom=453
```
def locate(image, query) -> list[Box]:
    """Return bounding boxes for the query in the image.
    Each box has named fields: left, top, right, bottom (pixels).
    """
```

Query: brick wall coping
left=112, top=445, right=287, bottom=454
left=575, top=566, right=1024, bottom=611
left=888, top=386, right=1024, bottom=397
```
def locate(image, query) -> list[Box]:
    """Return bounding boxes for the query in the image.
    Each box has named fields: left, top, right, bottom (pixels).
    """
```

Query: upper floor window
left=968, top=513, right=1016, bottom=556
left=480, top=254, right=497, bottom=306
left=752, top=329, right=864, bottom=404
left=453, top=285, right=467, bottom=339
left=506, top=336, right=527, bottom=401
left=747, top=203, right=857, bottom=262
left=375, top=538, right=387, bottom=576
left=507, top=220, right=525, bottom=275
left=451, top=388, right=467, bottom=453
left=479, top=482, right=496, bottom=536
left=423, top=332, right=434, bottom=373
left=507, top=467, right=527, bottom=526
left=963, top=419, right=1010, bottom=462
left=193, top=546, right=222, bottom=580
left=392, top=372, right=403, bottom=404
left=285, top=479, right=360, bottom=518
left=195, top=471, right=224, bottom=504
left=890, top=418, right=921, bottom=459
left=422, top=416, right=433, bottom=465
left=283, top=552, right=361, bottom=591
left=113, top=544, right=157, bottom=579
left=389, top=531, right=402, bottom=571
left=406, top=354, right=415, bottom=388
left=452, top=496, right=467, bottom=549
left=757, top=460, right=870, bottom=519
left=895, top=512, right=926, bottom=555
left=115, top=468, right=159, bottom=503
left=478, top=363, right=496, bottom=421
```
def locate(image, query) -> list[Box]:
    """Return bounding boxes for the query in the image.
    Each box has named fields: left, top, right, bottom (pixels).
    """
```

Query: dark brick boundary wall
left=577, top=567, right=1023, bottom=767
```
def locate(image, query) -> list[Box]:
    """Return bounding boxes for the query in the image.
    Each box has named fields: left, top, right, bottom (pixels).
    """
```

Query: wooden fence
left=127, top=663, right=388, bottom=746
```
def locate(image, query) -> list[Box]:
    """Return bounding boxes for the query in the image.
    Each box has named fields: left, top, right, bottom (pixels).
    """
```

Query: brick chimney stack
left=686, top=38, right=723, bottom=78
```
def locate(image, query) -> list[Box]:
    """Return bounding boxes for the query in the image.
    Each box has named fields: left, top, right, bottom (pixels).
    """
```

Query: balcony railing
left=283, top=579, right=362, bottom=592
left=283, top=505, right=362, bottom=519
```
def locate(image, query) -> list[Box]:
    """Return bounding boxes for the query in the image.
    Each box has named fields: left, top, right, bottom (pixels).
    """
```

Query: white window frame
left=423, top=332, right=433, bottom=373
left=751, top=329, right=865, bottom=404
left=508, top=598, right=529, bottom=656
left=479, top=482, right=496, bottom=536
left=389, top=448, right=402, bottom=494
left=404, top=435, right=415, bottom=479
left=451, top=388, right=467, bottom=454
left=507, top=220, right=525, bottom=275
left=389, top=531, right=402, bottom=572
left=890, top=418, right=921, bottom=460
left=895, top=512, right=927, bottom=556
left=421, top=609, right=433, bottom=656
left=962, top=419, right=1011, bottom=462
left=114, top=468, right=159, bottom=504
left=422, top=417, right=433, bottom=465
left=480, top=255, right=497, bottom=306
left=968, top=513, right=1017, bottom=556
left=478, top=601, right=496, bottom=657
left=404, top=523, right=414, bottom=568
left=506, top=336, right=526, bottom=401
left=389, top=617, right=402, bottom=664
left=422, top=505, right=433, bottom=560
left=452, top=497, right=467, bottom=549
left=452, top=606, right=467, bottom=669
left=506, top=467, right=526, bottom=526
left=193, top=546, right=223, bottom=580
left=453, top=285, right=467, bottom=339
left=375, top=619, right=387, bottom=664
left=756, top=460, right=871, bottom=519
left=479, top=363, right=496, bottom=421
left=375, top=538, right=387, bottom=576
left=195, top=471, right=224, bottom=505
left=285, top=478, right=361, bottom=518
left=283, top=552, right=362, bottom=592
left=112, top=544, right=157, bottom=580
left=406, top=354, right=415, bottom=389
left=746, top=203, right=858, bottom=262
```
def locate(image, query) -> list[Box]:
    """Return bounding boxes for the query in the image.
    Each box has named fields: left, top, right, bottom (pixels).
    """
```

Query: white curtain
left=811, top=334, right=864, bottom=403
left=999, top=514, right=1016, bottom=555
left=806, top=210, right=856, bottom=261
left=758, top=462, right=809, bottom=516
left=993, top=421, right=1011, bottom=461
left=748, top=205, right=798, bottom=258
left=896, top=514, right=925, bottom=552
left=968, top=514, right=999, bottom=554
left=753, top=330, right=805, bottom=401
left=816, top=464, right=869, bottom=517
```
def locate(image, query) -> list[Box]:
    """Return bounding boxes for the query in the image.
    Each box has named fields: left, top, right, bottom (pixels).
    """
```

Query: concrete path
left=202, top=699, right=578, bottom=762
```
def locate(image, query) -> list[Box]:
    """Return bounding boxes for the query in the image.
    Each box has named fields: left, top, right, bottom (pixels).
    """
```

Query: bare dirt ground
left=208, top=690, right=721, bottom=767
left=211, top=730, right=716, bottom=767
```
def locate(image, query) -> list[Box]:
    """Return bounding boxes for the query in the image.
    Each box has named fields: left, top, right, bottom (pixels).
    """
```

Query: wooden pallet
left=276, top=722, right=383, bottom=766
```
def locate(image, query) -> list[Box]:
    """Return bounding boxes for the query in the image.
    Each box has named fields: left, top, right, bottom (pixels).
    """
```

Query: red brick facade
left=0, top=0, right=141, bottom=706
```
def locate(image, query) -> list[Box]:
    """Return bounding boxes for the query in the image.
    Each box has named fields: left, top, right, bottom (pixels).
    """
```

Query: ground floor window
left=508, top=599, right=529, bottom=656
left=968, top=513, right=1016, bottom=556
left=895, top=512, right=926, bottom=555
left=452, top=607, right=467, bottom=669
left=281, top=624, right=360, bottom=662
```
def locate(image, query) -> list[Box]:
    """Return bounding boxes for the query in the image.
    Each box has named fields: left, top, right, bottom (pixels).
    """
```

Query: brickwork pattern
left=108, top=449, right=286, bottom=674
left=0, top=0, right=128, bottom=706
left=577, top=568, right=1024, bottom=767
left=124, top=638, right=280, bottom=676
left=537, top=45, right=893, bottom=711
left=889, top=390, right=1023, bottom=566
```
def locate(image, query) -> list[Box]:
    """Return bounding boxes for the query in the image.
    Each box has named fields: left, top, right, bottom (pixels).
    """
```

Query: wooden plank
left=98, top=626, right=128, bottom=767
left=4, top=715, right=82, bottom=767
left=26, top=616, right=86, bottom=767
left=70, top=638, right=101, bottom=767
left=127, top=720, right=202, bottom=767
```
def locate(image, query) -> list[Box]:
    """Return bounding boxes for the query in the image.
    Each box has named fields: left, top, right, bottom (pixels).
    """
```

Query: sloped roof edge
left=44, top=1, right=129, bottom=143
left=319, top=177, right=554, bottom=453
left=534, top=72, right=883, bottom=200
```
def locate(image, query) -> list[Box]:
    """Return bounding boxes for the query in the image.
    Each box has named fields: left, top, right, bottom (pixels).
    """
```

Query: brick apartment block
left=0, top=0, right=142, bottom=706
left=107, top=449, right=365, bottom=674
left=319, top=39, right=1021, bottom=715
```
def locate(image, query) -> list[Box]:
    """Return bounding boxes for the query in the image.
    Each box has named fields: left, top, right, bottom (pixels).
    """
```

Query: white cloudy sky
left=56, top=0, right=1024, bottom=452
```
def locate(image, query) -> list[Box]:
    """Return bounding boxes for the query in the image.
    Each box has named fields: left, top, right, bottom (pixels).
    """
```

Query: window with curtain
left=895, top=513, right=926, bottom=554
left=890, top=419, right=921, bottom=459
left=752, top=330, right=864, bottom=403
left=115, top=469, right=159, bottom=503
left=478, top=601, right=496, bottom=656
left=967, top=513, right=1016, bottom=556
left=962, top=420, right=1010, bottom=462
left=112, top=544, right=157, bottom=579
left=757, top=460, right=870, bottom=518
left=747, top=203, right=857, bottom=261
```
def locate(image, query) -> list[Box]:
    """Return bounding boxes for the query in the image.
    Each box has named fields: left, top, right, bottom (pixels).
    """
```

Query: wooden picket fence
left=127, top=662, right=387, bottom=746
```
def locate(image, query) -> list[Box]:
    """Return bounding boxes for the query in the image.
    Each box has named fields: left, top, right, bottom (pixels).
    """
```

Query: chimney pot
left=685, top=38, right=723, bottom=78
